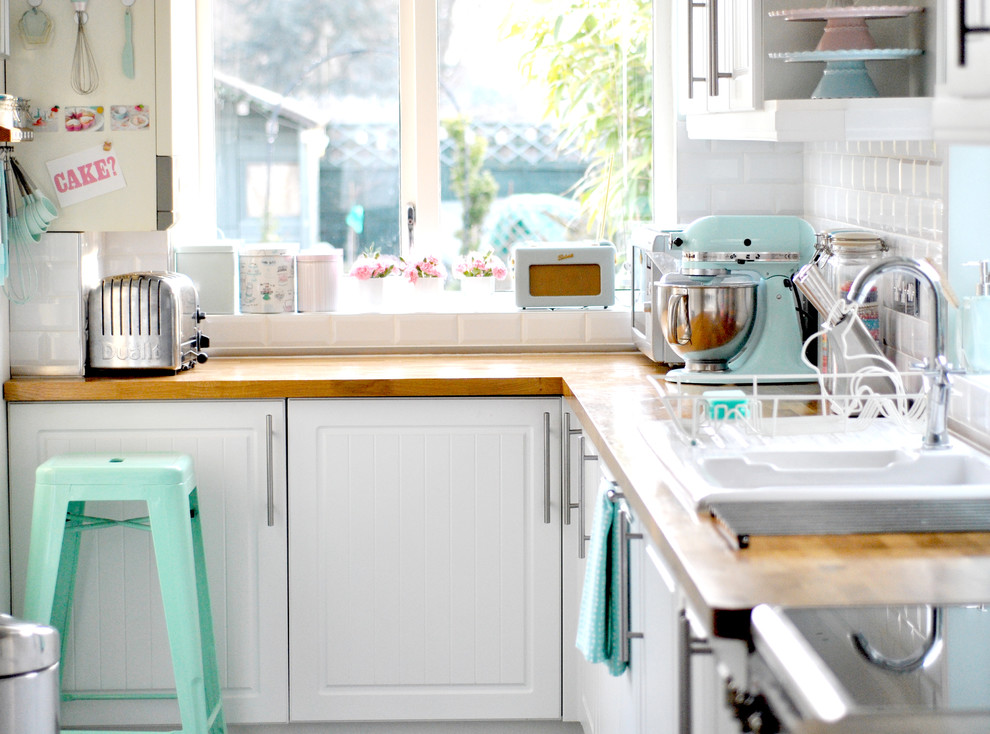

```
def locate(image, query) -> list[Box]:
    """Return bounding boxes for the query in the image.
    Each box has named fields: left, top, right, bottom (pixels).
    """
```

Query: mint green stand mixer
left=657, top=215, right=818, bottom=384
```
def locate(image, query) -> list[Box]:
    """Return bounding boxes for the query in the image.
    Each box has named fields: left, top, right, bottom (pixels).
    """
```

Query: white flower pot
left=459, top=277, right=496, bottom=299
left=357, top=277, right=385, bottom=310
left=411, top=277, right=445, bottom=310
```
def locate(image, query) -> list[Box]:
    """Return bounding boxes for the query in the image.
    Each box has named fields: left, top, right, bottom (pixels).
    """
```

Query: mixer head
left=674, top=215, right=817, bottom=277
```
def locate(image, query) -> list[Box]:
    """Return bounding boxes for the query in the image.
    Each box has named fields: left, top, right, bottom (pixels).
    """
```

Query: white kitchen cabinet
left=678, top=0, right=938, bottom=141
left=933, top=0, right=990, bottom=140
left=678, top=0, right=761, bottom=116
left=286, top=397, right=562, bottom=722
left=4, top=0, right=200, bottom=231
left=6, top=400, right=289, bottom=726
left=562, top=409, right=596, bottom=729
left=562, top=409, right=681, bottom=734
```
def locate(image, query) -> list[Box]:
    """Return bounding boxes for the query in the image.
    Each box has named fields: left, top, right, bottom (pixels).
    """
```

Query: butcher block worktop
left=8, top=352, right=990, bottom=639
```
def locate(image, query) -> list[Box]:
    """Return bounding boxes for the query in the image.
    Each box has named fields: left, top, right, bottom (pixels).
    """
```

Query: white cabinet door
left=562, top=412, right=683, bottom=734
left=639, top=544, right=680, bottom=734
left=7, top=400, right=289, bottom=726
left=945, top=0, right=990, bottom=97
left=562, top=409, right=602, bottom=731
left=287, top=397, right=562, bottom=721
left=678, top=0, right=759, bottom=115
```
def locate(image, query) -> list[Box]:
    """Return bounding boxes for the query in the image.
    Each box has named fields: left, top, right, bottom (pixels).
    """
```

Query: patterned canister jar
left=239, top=245, right=297, bottom=313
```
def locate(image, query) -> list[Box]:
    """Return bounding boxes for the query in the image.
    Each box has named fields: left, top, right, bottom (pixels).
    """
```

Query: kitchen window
left=211, top=0, right=659, bottom=283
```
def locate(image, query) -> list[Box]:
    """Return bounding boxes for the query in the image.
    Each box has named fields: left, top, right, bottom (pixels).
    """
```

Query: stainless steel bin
left=0, top=614, right=60, bottom=734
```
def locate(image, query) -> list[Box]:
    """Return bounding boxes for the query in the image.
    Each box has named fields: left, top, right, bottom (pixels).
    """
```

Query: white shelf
left=685, top=97, right=933, bottom=142
left=932, top=95, right=990, bottom=142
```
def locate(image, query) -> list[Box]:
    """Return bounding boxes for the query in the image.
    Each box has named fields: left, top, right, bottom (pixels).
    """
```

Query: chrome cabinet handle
left=707, top=0, right=732, bottom=98
left=577, top=436, right=598, bottom=559
left=266, top=413, right=275, bottom=527
left=563, top=412, right=583, bottom=526
left=678, top=610, right=713, bottom=734
left=686, top=0, right=706, bottom=99
left=543, top=411, right=551, bottom=525
left=608, top=488, right=644, bottom=664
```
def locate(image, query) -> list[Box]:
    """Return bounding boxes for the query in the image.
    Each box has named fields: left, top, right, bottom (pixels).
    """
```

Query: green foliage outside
left=444, top=117, right=499, bottom=254
left=503, top=0, right=654, bottom=239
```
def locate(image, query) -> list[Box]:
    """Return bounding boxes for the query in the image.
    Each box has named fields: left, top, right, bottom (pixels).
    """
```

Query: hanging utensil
left=10, top=165, right=45, bottom=241
left=3, top=152, right=39, bottom=303
left=71, top=0, right=99, bottom=94
left=121, top=0, right=135, bottom=78
left=10, top=157, right=57, bottom=227
left=18, top=0, right=54, bottom=48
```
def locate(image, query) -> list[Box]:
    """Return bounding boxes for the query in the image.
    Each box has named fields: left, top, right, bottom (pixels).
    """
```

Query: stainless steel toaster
left=87, top=272, right=209, bottom=372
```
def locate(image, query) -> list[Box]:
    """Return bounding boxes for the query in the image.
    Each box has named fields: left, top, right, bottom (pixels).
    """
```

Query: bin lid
left=297, top=244, right=342, bottom=263
left=174, top=243, right=238, bottom=255
left=0, top=615, right=60, bottom=676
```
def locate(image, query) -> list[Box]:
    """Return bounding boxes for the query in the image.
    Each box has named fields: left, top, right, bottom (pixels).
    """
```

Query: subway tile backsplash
left=9, top=232, right=102, bottom=376
left=804, top=139, right=947, bottom=374
left=675, top=121, right=805, bottom=223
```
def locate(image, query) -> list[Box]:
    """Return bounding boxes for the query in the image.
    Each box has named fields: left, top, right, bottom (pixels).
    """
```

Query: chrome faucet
left=846, top=257, right=952, bottom=450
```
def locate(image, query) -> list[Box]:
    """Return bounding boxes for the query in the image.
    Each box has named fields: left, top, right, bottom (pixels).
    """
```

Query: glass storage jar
left=818, top=230, right=888, bottom=372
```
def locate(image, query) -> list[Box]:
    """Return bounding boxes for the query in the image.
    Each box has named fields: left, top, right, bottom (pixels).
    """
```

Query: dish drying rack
left=650, top=370, right=928, bottom=450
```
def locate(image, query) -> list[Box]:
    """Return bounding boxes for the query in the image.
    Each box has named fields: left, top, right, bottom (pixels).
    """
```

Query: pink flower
left=404, top=255, right=447, bottom=283
left=350, top=252, right=401, bottom=279
left=453, top=250, right=507, bottom=280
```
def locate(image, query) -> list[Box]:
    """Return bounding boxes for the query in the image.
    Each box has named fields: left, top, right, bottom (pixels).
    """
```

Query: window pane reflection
left=213, top=0, right=401, bottom=268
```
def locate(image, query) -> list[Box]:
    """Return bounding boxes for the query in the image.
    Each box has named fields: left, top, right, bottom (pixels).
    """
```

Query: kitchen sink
left=696, top=446, right=990, bottom=501
left=639, top=420, right=990, bottom=543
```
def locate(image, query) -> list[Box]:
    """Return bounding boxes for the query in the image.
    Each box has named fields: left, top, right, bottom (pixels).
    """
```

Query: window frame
left=195, top=0, right=673, bottom=258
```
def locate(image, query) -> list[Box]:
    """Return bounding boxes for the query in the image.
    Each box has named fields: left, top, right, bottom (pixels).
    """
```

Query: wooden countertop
left=9, top=353, right=990, bottom=639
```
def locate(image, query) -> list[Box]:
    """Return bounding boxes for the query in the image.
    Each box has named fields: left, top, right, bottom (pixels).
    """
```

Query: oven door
left=749, top=603, right=990, bottom=733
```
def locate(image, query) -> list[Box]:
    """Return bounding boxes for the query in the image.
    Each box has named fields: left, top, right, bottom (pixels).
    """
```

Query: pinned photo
left=109, top=104, right=150, bottom=131
left=65, top=106, right=104, bottom=132
left=27, top=105, right=60, bottom=132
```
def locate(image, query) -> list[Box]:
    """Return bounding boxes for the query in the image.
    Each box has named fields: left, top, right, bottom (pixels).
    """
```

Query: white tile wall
left=9, top=232, right=102, bottom=376
left=675, top=121, right=806, bottom=223
left=803, top=140, right=947, bottom=371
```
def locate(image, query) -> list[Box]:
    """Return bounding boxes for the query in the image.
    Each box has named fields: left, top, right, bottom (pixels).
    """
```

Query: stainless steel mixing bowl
left=656, top=272, right=759, bottom=371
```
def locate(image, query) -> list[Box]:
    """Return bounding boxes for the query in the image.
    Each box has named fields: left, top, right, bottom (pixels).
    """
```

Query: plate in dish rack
left=768, top=6, right=925, bottom=21
left=770, top=48, right=923, bottom=62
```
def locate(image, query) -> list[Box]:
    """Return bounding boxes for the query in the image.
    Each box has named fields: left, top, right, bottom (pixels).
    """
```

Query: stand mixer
left=657, top=215, right=818, bottom=384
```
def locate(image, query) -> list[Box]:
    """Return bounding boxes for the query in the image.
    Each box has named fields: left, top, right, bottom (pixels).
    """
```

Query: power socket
left=891, top=275, right=921, bottom=317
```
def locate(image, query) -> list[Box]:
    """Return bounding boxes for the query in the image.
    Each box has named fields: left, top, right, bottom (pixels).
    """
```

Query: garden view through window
left=213, top=0, right=653, bottom=291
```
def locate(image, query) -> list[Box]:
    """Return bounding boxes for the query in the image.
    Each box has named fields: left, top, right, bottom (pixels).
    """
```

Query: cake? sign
left=46, top=145, right=127, bottom=207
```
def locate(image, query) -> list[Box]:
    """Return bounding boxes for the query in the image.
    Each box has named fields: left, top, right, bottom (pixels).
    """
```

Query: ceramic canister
left=174, top=242, right=239, bottom=314
left=296, top=245, right=342, bottom=312
left=239, top=246, right=297, bottom=313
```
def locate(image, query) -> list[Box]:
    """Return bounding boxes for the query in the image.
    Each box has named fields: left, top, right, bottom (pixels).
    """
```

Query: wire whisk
left=71, top=0, right=99, bottom=95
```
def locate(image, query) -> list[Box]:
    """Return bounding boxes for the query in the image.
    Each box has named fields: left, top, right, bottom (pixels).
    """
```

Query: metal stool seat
left=22, top=453, right=226, bottom=734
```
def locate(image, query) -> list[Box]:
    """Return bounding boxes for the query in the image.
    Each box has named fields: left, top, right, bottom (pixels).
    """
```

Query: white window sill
left=204, top=294, right=634, bottom=356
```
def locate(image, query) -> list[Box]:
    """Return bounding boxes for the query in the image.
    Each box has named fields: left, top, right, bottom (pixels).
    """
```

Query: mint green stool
left=23, top=453, right=226, bottom=734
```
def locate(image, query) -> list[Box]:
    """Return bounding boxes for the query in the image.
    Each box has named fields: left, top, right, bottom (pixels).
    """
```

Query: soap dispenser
left=961, top=260, right=990, bottom=373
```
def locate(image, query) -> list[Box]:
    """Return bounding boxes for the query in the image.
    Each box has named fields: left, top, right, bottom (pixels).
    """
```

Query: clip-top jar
left=818, top=231, right=889, bottom=371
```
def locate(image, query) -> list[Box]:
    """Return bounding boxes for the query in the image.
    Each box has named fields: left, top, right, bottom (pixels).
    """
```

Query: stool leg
left=50, top=500, right=86, bottom=675
left=189, top=489, right=226, bottom=734
left=148, top=493, right=212, bottom=734
left=23, top=485, right=72, bottom=625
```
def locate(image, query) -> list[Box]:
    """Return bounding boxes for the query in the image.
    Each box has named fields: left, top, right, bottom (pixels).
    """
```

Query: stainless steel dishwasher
left=0, top=614, right=60, bottom=734
left=746, top=603, right=990, bottom=733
